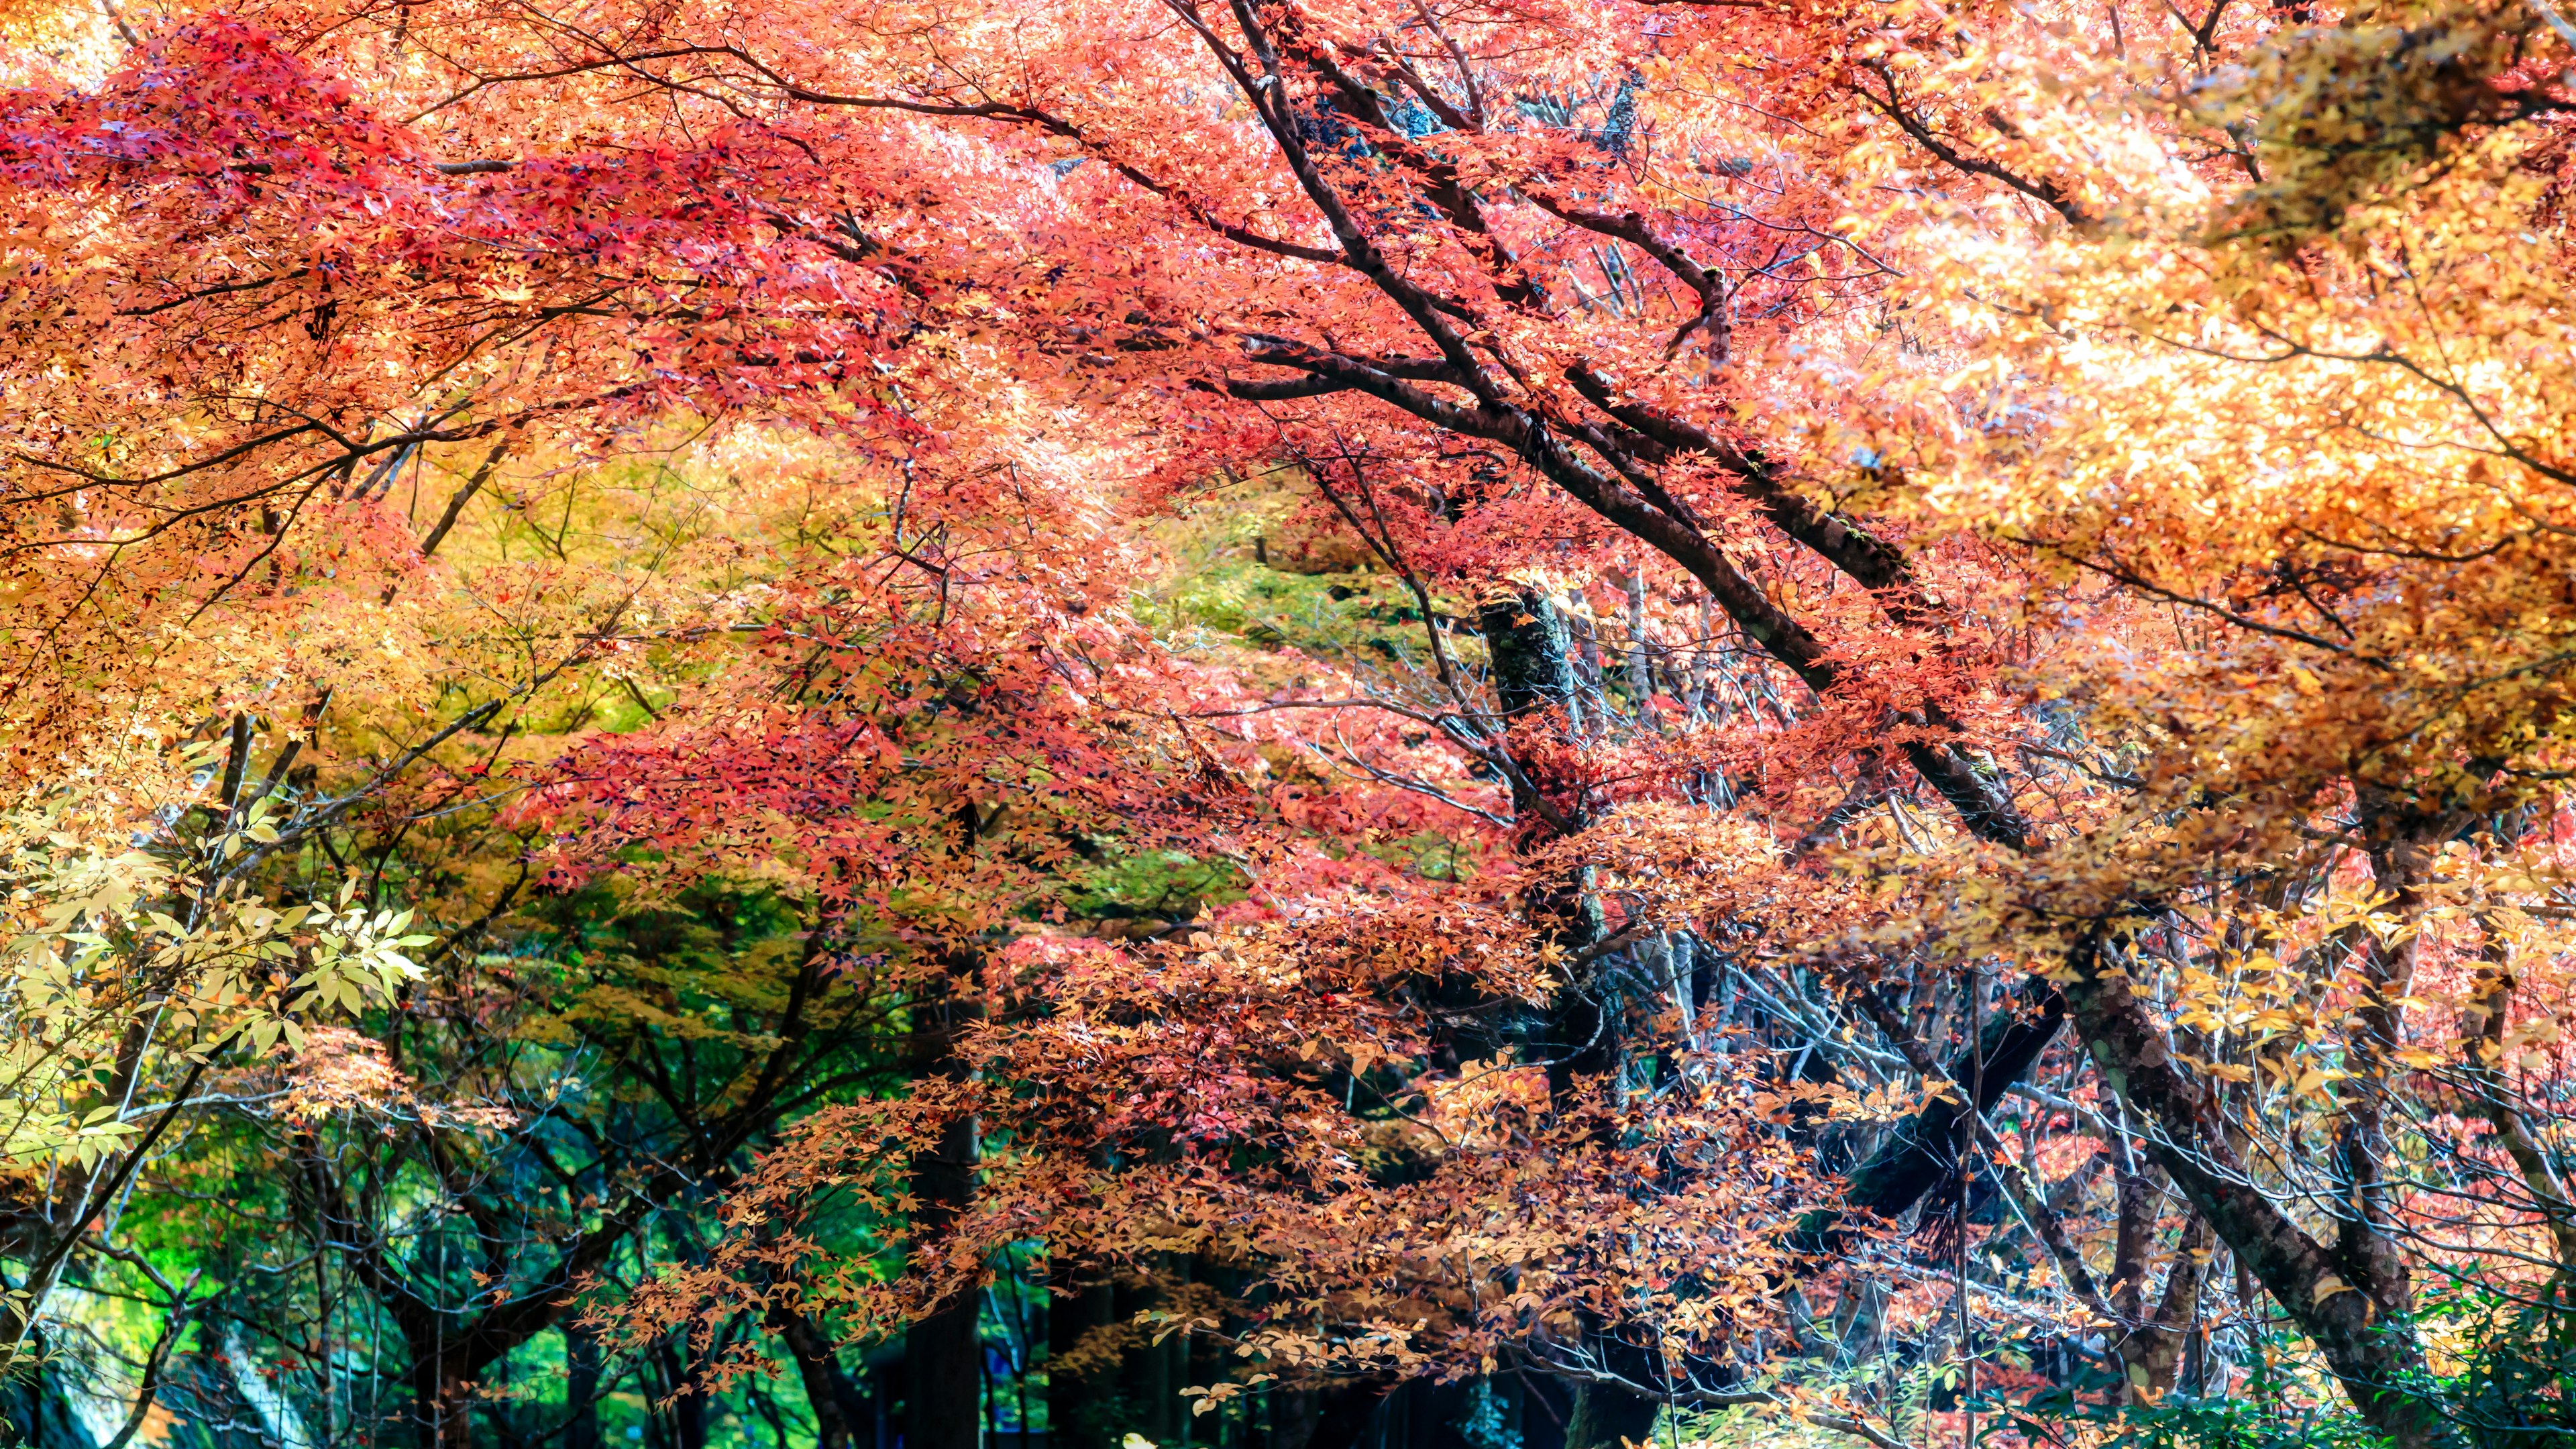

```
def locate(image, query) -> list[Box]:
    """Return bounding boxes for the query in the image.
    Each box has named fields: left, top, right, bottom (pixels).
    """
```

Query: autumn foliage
left=3, top=1, right=2575, bottom=1448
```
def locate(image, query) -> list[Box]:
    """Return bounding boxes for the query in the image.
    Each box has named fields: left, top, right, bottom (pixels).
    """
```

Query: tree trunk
left=905, top=1106, right=985, bottom=1449
left=1786, top=985, right=2066, bottom=1256
left=772, top=1303, right=869, bottom=1449
left=2061, top=928, right=2456, bottom=1449
left=1301, top=1380, right=1388, bottom=1449
left=1519, top=1374, right=1573, bottom=1449
left=1271, top=1388, right=1320, bottom=1449
left=905, top=935, right=987, bottom=1449
left=1046, top=1271, right=1118, bottom=1449
left=2466, top=953, right=2576, bottom=1297
left=418, top=1357, right=476, bottom=1449
left=1480, top=588, right=1616, bottom=1099
left=566, top=1324, right=604, bottom=1449
left=2341, top=809, right=2446, bottom=1326
left=1485, top=588, right=1670, bottom=1438
left=1562, top=1383, right=1658, bottom=1449
left=652, top=1336, right=710, bottom=1449
left=2116, top=1210, right=2210, bottom=1401
left=1478, top=588, right=1589, bottom=829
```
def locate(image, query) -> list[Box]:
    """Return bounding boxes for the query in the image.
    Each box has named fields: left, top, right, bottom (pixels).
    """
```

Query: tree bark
left=772, top=1302, right=869, bottom=1449
left=566, top=1322, right=604, bottom=1449
left=1484, top=588, right=1663, bottom=1443
left=2061, top=926, right=2456, bottom=1449
left=1786, top=985, right=2066, bottom=1256
left=1563, top=1379, right=1659, bottom=1449
left=1046, top=1272, right=1118, bottom=1449
left=2113, top=1210, right=2209, bottom=1401
left=657, top=1335, right=709, bottom=1449
left=905, top=951, right=985, bottom=1449
left=1302, top=1379, right=1389, bottom=1449
left=417, top=1356, right=476, bottom=1449
left=2465, top=953, right=2576, bottom=1298
left=904, top=1116, right=984, bottom=1449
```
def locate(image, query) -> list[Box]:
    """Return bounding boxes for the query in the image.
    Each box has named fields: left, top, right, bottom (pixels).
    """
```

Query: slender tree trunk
left=2343, top=809, right=2441, bottom=1325
left=1786, top=986, right=2066, bottom=1256
left=419, top=1356, right=476, bottom=1449
left=2126, top=1212, right=2210, bottom=1399
left=669, top=1336, right=710, bottom=1449
left=1115, top=1270, right=1162, bottom=1444
left=1046, top=1272, right=1118, bottom=1449
left=1162, top=1255, right=1195, bottom=1443
left=566, top=1324, right=604, bottom=1449
left=1301, top=1381, right=1388, bottom=1449
left=2061, top=926, right=2457, bottom=1449
left=1563, top=1381, right=1658, bottom=1449
left=1481, top=589, right=1656, bottom=1448
left=2466, top=951, right=2576, bottom=1298
left=1479, top=589, right=1608, bottom=1089
left=906, top=1106, right=984, bottom=1449
left=773, top=1303, right=869, bottom=1449
left=1519, top=1374, right=1573, bottom=1449
left=906, top=945, right=985, bottom=1449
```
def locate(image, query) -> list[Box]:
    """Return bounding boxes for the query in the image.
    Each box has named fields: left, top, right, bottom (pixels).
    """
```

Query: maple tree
left=4, top=0, right=2576, bottom=1448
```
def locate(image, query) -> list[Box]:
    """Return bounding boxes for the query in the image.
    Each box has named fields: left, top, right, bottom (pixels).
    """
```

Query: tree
left=7, top=3, right=2576, bottom=1449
